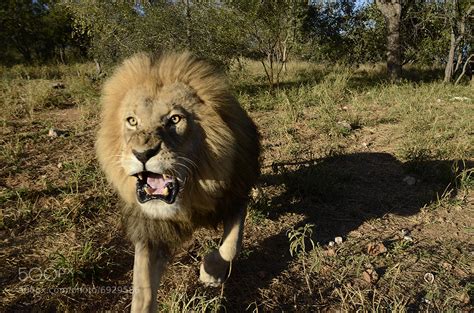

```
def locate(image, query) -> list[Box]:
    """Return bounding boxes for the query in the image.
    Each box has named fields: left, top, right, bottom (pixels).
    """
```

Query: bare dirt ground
left=1, top=64, right=472, bottom=312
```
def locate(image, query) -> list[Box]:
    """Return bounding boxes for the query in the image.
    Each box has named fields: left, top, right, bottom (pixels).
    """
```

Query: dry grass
left=0, top=59, right=472, bottom=311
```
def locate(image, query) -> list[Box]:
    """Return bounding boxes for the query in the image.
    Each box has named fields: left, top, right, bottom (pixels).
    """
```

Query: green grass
left=159, top=288, right=224, bottom=313
left=0, top=59, right=472, bottom=311
left=51, top=239, right=112, bottom=286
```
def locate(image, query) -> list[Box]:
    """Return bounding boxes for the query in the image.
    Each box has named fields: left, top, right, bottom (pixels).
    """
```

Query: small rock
left=51, top=82, right=65, bottom=89
left=48, top=128, right=58, bottom=138
left=458, top=292, right=470, bottom=304
left=342, top=106, right=348, bottom=111
left=57, top=162, right=63, bottom=169
left=441, top=262, right=452, bottom=271
left=367, top=242, right=387, bottom=256
left=403, top=235, right=413, bottom=242
left=251, top=187, right=262, bottom=199
left=48, top=128, right=70, bottom=138
left=424, top=272, right=434, bottom=284
left=403, top=175, right=416, bottom=186
left=324, top=248, right=336, bottom=257
left=436, top=98, right=441, bottom=103
left=337, top=121, right=352, bottom=131
left=362, top=268, right=379, bottom=284
left=335, top=237, right=343, bottom=245
left=328, top=241, right=335, bottom=247
left=361, top=142, right=370, bottom=148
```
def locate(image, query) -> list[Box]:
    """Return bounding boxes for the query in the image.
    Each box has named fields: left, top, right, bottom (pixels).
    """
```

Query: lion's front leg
left=131, top=242, right=169, bottom=313
left=200, top=206, right=246, bottom=287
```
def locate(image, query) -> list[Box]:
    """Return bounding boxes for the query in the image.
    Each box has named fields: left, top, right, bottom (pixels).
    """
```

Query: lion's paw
left=199, top=250, right=230, bottom=287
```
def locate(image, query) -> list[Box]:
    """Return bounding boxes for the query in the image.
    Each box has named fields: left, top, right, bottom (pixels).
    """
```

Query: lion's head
left=96, top=52, right=259, bottom=223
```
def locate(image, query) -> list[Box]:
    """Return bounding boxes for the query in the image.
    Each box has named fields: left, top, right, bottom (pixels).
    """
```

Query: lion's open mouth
left=134, top=172, right=179, bottom=204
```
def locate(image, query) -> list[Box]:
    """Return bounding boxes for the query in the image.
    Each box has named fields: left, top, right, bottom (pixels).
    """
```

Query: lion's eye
left=169, top=114, right=182, bottom=125
left=127, top=117, right=138, bottom=127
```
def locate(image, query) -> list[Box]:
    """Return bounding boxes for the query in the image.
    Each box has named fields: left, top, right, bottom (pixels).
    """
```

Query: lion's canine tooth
left=162, top=186, right=169, bottom=196
left=163, top=174, right=169, bottom=179
left=138, top=173, right=143, bottom=180
left=144, top=186, right=153, bottom=195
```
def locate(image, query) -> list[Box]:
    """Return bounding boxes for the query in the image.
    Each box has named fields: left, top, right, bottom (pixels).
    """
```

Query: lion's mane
left=96, top=52, right=260, bottom=248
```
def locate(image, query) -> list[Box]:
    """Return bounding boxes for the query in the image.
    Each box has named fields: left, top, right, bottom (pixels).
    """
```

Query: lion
left=96, top=52, right=260, bottom=312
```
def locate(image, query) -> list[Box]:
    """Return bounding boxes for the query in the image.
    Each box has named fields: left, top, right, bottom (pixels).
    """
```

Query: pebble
left=48, top=128, right=70, bottom=138
left=362, top=268, right=379, bottom=284
left=337, top=121, right=352, bottom=130
left=50, top=82, right=65, bottom=89
left=48, top=128, right=58, bottom=138
left=403, top=175, right=416, bottom=186
left=424, top=272, right=434, bottom=284
left=335, top=237, right=343, bottom=245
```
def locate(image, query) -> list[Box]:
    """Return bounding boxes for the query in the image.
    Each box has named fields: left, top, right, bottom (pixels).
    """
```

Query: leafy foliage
left=0, top=0, right=86, bottom=64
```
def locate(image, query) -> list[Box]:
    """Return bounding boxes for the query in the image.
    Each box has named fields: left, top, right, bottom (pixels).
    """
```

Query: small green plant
left=287, top=223, right=315, bottom=294
left=51, top=240, right=111, bottom=286
left=288, top=223, right=315, bottom=256
left=1, top=189, right=39, bottom=229
left=160, top=289, right=225, bottom=313
left=453, top=160, right=473, bottom=191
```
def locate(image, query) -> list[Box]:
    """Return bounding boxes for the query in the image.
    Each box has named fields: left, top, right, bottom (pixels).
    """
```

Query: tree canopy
left=0, top=0, right=471, bottom=83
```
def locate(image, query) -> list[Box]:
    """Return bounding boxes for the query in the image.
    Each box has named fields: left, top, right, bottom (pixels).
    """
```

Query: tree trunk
left=444, top=30, right=457, bottom=82
left=454, top=49, right=463, bottom=72
left=444, top=0, right=459, bottom=82
left=376, top=0, right=402, bottom=81
left=443, top=2, right=473, bottom=83
left=454, top=54, right=474, bottom=85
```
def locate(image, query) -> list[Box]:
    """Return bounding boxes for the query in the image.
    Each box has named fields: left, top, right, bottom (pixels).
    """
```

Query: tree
left=400, top=1, right=450, bottom=66
left=302, top=2, right=386, bottom=65
left=376, top=0, right=402, bottom=81
left=443, top=0, right=473, bottom=83
left=67, top=1, right=249, bottom=68
left=231, top=0, right=304, bottom=89
left=0, top=0, right=83, bottom=64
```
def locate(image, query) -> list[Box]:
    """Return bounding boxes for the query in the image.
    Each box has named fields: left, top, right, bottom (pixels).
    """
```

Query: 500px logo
left=18, top=267, right=73, bottom=282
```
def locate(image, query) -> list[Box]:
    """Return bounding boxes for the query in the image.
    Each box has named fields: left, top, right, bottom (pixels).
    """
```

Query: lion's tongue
left=146, top=174, right=172, bottom=196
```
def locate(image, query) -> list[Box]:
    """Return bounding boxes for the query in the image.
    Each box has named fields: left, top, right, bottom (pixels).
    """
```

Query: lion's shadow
left=222, top=152, right=471, bottom=311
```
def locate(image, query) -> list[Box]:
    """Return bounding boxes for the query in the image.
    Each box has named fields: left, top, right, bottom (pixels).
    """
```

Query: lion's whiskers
left=173, top=162, right=193, bottom=177
left=176, top=156, right=198, bottom=170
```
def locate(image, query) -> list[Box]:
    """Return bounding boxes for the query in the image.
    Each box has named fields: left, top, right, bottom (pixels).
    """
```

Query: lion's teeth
left=138, top=173, right=143, bottom=180
left=163, top=174, right=168, bottom=179
left=144, top=186, right=153, bottom=195
left=162, top=186, right=169, bottom=196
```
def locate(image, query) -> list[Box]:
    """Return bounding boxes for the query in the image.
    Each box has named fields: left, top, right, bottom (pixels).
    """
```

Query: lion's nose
left=132, top=144, right=161, bottom=164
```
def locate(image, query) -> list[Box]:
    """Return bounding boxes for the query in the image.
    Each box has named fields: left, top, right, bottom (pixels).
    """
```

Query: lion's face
left=119, top=83, right=202, bottom=219
left=97, top=53, right=259, bottom=225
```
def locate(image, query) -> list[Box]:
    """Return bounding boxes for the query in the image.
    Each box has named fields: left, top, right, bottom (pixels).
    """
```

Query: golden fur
left=96, top=52, right=260, bottom=250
